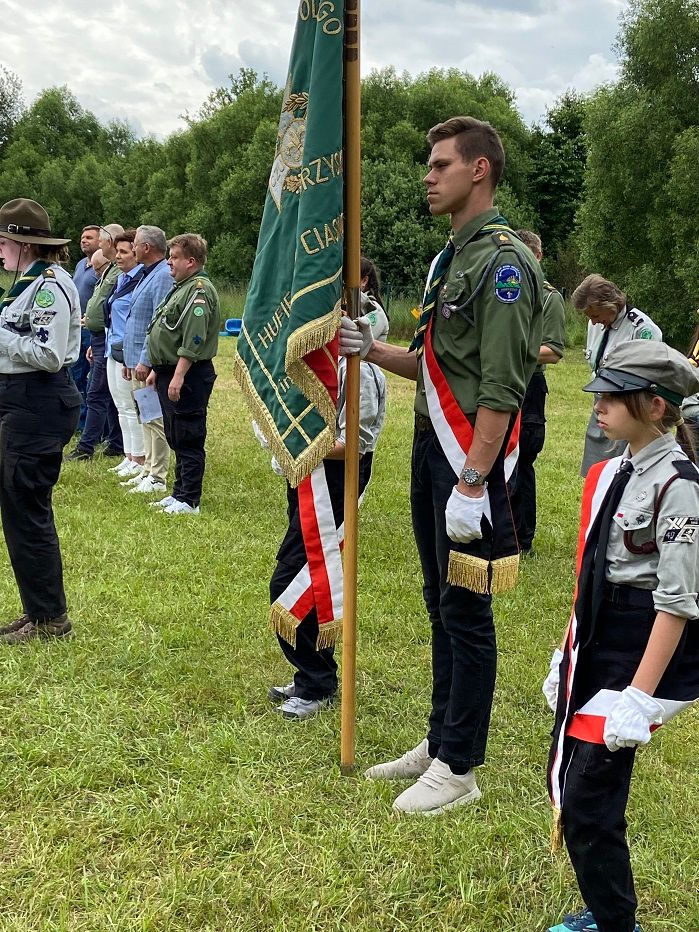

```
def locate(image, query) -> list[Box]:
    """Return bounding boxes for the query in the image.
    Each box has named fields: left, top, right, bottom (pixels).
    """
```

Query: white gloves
left=445, top=486, right=484, bottom=543
left=252, top=420, right=269, bottom=449
left=338, top=315, right=374, bottom=358
left=543, top=648, right=564, bottom=712
left=603, top=685, right=664, bottom=752
left=270, top=455, right=285, bottom=477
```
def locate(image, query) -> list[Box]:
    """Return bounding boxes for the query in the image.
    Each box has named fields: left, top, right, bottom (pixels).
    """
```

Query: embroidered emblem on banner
left=268, top=80, right=309, bottom=210
left=494, top=265, right=522, bottom=303
left=663, top=516, right=699, bottom=543
left=35, top=288, right=55, bottom=308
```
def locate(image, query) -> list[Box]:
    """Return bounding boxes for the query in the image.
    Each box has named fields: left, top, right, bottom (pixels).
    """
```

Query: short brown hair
left=168, top=233, right=208, bottom=266
left=114, top=229, right=136, bottom=247
left=427, top=116, right=505, bottom=188
left=572, top=274, right=626, bottom=314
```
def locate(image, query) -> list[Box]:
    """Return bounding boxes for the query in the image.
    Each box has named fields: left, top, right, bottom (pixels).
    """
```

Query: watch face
left=460, top=467, right=483, bottom=485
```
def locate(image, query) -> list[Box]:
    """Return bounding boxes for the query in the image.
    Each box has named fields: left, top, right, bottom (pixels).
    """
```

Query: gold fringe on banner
left=316, top=619, right=342, bottom=650
left=447, top=552, right=490, bottom=593
left=269, top=603, right=301, bottom=648
left=490, top=554, right=520, bottom=593
left=550, top=806, right=564, bottom=853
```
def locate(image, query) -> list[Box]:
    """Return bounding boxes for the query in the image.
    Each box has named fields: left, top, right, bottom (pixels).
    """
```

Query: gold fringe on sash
left=269, top=603, right=301, bottom=648
left=447, top=552, right=490, bottom=593
left=315, top=619, right=342, bottom=650
left=490, top=553, right=520, bottom=593
left=550, top=806, right=564, bottom=853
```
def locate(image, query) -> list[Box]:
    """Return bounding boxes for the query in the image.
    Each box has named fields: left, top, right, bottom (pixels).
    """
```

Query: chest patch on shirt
left=34, top=288, right=55, bottom=309
left=663, top=516, right=699, bottom=543
left=494, top=265, right=522, bottom=303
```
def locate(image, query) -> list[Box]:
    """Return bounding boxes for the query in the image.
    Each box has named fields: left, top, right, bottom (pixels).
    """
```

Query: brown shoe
left=0, top=614, right=73, bottom=644
left=0, top=613, right=29, bottom=635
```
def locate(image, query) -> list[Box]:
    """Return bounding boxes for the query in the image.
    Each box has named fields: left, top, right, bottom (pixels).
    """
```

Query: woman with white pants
left=105, top=231, right=144, bottom=477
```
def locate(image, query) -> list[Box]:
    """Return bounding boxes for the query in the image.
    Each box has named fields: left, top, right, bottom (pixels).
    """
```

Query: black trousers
left=562, top=738, right=638, bottom=932
left=0, top=370, right=80, bottom=619
left=410, top=426, right=495, bottom=770
left=154, top=360, right=216, bottom=507
left=509, top=370, right=547, bottom=551
left=270, top=455, right=373, bottom=701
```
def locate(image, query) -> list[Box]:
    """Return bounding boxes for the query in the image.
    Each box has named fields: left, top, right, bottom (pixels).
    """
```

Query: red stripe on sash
left=297, top=474, right=334, bottom=623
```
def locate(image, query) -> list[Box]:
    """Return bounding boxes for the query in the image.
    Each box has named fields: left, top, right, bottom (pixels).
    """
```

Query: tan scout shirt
left=0, top=265, right=81, bottom=374
left=415, top=208, right=544, bottom=417
left=606, top=433, right=699, bottom=620
left=585, top=304, right=662, bottom=373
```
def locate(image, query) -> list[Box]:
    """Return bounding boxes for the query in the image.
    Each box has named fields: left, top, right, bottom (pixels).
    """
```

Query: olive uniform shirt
left=535, top=281, right=566, bottom=373
left=84, top=263, right=119, bottom=334
left=146, top=271, right=219, bottom=366
left=415, top=208, right=544, bottom=417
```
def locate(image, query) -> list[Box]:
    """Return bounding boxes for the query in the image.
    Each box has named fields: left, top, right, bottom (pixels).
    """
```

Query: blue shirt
left=73, top=257, right=98, bottom=313
left=106, top=264, right=143, bottom=357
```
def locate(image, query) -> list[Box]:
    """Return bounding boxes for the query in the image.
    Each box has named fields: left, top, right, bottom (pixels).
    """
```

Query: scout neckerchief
left=409, top=215, right=511, bottom=357
left=546, top=456, right=695, bottom=852
left=0, top=260, right=50, bottom=313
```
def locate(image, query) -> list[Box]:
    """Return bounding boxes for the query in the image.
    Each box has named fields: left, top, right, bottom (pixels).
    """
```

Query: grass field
left=0, top=341, right=697, bottom=932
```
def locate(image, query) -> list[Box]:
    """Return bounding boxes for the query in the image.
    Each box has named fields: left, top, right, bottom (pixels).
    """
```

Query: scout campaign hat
left=0, top=198, right=71, bottom=245
left=584, top=340, right=699, bottom=406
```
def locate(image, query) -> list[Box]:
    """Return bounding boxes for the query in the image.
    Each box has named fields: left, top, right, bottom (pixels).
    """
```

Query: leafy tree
left=0, top=66, right=23, bottom=153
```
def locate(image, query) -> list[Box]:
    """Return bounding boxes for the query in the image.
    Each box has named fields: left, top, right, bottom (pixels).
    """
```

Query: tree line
left=0, top=0, right=696, bottom=345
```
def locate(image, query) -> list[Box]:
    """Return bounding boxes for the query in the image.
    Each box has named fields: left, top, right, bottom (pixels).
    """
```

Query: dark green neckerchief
left=0, top=260, right=51, bottom=313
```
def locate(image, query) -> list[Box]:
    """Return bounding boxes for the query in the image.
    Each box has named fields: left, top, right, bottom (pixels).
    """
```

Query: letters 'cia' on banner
left=233, top=0, right=345, bottom=487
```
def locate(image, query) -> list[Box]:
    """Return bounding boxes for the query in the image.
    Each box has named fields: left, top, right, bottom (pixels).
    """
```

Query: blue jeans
left=78, top=332, right=123, bottom=454
left=69, top=328, right=92, bottom=431
left=410, top=424, right=496, bottom=770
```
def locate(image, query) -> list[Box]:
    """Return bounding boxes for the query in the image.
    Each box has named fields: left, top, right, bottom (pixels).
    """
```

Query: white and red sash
left=421, top=318, right=520, bottom=592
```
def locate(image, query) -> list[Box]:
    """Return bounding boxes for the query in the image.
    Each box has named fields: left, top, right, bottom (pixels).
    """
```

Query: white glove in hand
left=445, top=486, right=484, bottom=543
left=603, top=685, right=664, bottom=752
left=270, top=456, right=285, bottom=477
left=338, top=315, right=373, bottom=358
left=542, top=648, right=564, bottom=712
left=252, top=419, right=269, bottom=449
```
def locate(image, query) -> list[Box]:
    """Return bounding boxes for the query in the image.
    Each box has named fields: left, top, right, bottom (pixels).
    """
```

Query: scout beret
left=583, top=341, right=699, bottom=406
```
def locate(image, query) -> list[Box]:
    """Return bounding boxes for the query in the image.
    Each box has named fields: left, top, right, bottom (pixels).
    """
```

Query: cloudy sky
left=2, top=0, right=627, bottom=138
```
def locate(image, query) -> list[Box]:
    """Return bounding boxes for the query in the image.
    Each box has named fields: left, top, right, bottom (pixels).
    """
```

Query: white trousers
left=106, top=356, right=145, bottom=457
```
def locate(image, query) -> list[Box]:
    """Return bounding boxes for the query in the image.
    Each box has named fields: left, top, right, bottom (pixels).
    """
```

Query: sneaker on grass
left=130, top=475, right=167, bottom=494
left=109, top=457, right=132, bottom=473
left=278, top=695, right=334, bottom=720
left=392, top=758, right=480, bottom=815
left=163, top=500, right=200, bottom=515
left=268, top=682, right=295, bottom=702
left=149, top=496, right=176, bottom=509
left=115, top=460, right=142, bottom=477
left=364, top=738, right=433, bottom=780
left=120, top=470, right=146, bottom=487
left=548, top=906, right=642, bottom=931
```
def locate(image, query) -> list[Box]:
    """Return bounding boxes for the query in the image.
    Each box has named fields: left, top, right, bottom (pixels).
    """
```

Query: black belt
left=0, top=367, right=71, bottom=382
left=603, top=582, right=654, bottom=609
left=415, top=413, right=434, bottom=432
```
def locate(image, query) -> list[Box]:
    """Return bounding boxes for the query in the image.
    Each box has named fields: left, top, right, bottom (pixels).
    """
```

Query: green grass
left=0, top=343, right=697, bottom=931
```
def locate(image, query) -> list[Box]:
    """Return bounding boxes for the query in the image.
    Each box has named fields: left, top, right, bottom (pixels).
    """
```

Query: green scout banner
left=233, top=0, right=345, bottom=487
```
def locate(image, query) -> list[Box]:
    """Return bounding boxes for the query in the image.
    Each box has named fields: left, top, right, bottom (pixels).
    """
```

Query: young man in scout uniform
left=145, top=234, right=219, bottom=515
left=340, top=116, right=544, bottom=814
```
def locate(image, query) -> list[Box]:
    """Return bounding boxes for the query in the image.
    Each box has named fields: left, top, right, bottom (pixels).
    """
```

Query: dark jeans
left=410, top=427, right=496, bottom=770
left=0, top=369, right=80, bottom=619
left=154, top=360, right=216, bottom=507
left=562, top=739, right=638, bottom=932
left=270, top=456, right=373, bottom=700
left=79, top=331, right=123, bottom=454
left=69, top=328, right=92, bottom=432
left=509, top=370, right=547, bottom=551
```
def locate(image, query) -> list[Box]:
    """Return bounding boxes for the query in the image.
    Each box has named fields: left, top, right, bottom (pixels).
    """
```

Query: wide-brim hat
left=0, top=198, right=70, bottom=245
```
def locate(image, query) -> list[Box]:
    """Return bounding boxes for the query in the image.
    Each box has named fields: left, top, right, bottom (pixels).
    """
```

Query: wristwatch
left=459, top=465, right=487, bottom=487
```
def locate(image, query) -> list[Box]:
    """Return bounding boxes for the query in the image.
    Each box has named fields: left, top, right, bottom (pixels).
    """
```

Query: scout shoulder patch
left=662, top=516, right=699, bottom=543
left=491, top=231, right=512, bottom=248
left=494, top=264, right=522, bottom=303
left=34, top=288, right=55, bottom=309
left=33, top=310, right=57, bottom=325
left=638, top=328, right=653, bottom=339
left=193, top=334, right=202, bottom=345
left=36, top=327, right=50, bottom=344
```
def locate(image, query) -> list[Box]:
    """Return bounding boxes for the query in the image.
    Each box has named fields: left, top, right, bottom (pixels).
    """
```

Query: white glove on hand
left=270, top=456, right=285, bottom=477
left=252, top=420, right=269, bottom=449
left=338, top=315, right=373, bottom=358
left=542, top=648, right=564, bottom=712
left=603, top=685, right=664, bottom=752
left=445, top=486, right=485, bottom=543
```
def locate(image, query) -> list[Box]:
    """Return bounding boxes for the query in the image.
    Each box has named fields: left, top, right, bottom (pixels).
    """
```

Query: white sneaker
left=392, top=759, right=481, bottom=816
left=116, top=461, right=142, bottom=477
left=149, top=495, right=176, bottom=509
left=364, top=739, right=433, bottom=780
left=109, top=457, right=131, bottom=473
left=120, top=470, right=147, bottom=487
left=163, top=499, right=200, bottom=515
left=268, top=682, right=296, bottom=702
left=130, top=475, right=167, bottom=494
left=278, top=695, right=334, bottom=720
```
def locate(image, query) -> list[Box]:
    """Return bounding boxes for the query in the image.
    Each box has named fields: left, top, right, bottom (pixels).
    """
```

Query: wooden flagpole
left=340, top=0, right=361, bottom=775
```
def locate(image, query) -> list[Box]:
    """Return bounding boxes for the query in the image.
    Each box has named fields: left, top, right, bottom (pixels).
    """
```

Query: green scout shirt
left=415, top=208, right=544, bottom=417
left=534, top=280, right=566, bottom=374
left=146, top=271, right=219, bottom=366
left=84, top=263, right=119, bottom=333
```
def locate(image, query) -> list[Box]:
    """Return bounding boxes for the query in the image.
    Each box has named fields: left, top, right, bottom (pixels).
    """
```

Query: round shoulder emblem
left=35, top=288, right=55, bottom=309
